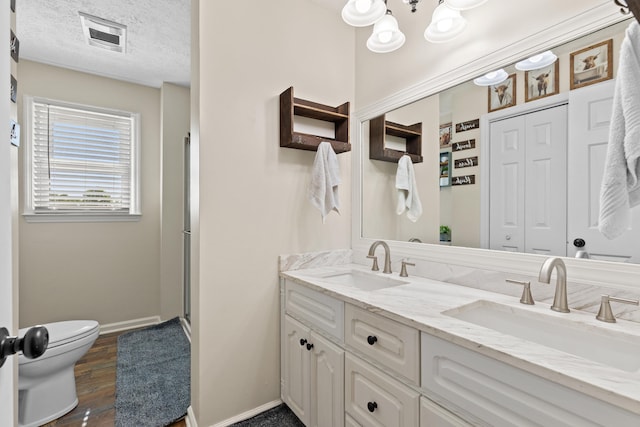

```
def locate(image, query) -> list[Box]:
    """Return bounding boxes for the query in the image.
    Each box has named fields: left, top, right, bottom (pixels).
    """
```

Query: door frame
left=480, top=91, right=569, bottom=249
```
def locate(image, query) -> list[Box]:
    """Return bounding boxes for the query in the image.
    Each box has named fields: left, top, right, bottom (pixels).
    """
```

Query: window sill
left=23, top=213, right=142, bottom=223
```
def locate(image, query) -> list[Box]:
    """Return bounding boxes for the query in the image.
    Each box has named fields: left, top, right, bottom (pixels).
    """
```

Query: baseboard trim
left=98, top=315, right=161, bottom=334
left=210, top=399, right=283, bottom=427
left=186, top=406, right=197, bottom=427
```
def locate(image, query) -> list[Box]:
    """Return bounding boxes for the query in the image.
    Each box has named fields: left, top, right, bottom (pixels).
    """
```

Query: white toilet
left=18, top=320, right=100, bottom=427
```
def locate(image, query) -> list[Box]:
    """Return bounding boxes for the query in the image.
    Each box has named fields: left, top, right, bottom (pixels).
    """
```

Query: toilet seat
left=19, top=320, right=99, bottom=350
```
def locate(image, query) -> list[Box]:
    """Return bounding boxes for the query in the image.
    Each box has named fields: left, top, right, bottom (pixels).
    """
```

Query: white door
left=489, top=106, right=567, bottom=256
left=489, top=116, right=526, bottom=252
left=568, top=80, right=640, bottom=263
left=310, top=332, right=344, bottom=427
left=524, top=105, right=568, bottom=256
left=283, top=315, right=311, bottom=425
left=0, top=3, right=16, bottom=425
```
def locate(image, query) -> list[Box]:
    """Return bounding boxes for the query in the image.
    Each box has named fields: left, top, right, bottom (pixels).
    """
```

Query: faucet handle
left=506, top=279, right=534, bottom=305
left=399, top=260, right=415, bottom=278
left=596, top=295, right=639, bottom=323
left=366, top=255, right=379, bottom=272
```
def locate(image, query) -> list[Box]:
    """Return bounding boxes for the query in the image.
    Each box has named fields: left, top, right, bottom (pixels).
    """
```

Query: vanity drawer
left=345, top=353, right=419, bottom=427
left=345, top=304, right=419, bottom=385
left=285, top=279, right=344, bottom=342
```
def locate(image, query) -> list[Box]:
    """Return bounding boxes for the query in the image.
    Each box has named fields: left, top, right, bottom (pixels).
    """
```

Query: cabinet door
left=310, top=332, right=344, bottom=427
left=420, top=397, right=471, bottom=427
left=284, top=315, right=311, bottom=426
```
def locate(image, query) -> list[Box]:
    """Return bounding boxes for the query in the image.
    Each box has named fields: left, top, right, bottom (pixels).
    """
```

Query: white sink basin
left=316, top=269, right=409, bottom=291
left=443, top=300, right=640, bottom=372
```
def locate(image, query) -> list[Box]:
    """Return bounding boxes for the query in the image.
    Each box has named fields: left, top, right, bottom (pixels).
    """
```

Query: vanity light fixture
left=366, top=10, right=406, bottom=53
left=424, top=0, right=467, bottom=43
left=473, top=68, right=508, bottom=86
left=515, top=50, right=558, bottom=71
left=445, top=0, right=489, bottom=10
left=343, top=0, right=487, bottom=52
left=342, top=0, right=388, bottom=26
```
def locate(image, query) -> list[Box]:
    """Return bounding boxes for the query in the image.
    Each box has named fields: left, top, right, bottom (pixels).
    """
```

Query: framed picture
left=439, top=122, right=452, bottom=148
left=10, top=75, right=16, bottom=103
left=10, top=119, right=20, bottom=147
left=488, top=74, right=516, bottom=112
left=525, top=60, right=559, bottom=102
left=570, top=39, right=613, bottom=90
left=10, top=30, right=19, bottom=63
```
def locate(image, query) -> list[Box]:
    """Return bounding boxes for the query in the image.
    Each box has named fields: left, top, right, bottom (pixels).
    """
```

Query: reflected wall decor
left=570, top=39, right=613, bottom=90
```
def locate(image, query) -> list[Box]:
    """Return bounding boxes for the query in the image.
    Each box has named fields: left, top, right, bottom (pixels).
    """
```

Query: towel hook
left=614, top=0, right=630, bottom=15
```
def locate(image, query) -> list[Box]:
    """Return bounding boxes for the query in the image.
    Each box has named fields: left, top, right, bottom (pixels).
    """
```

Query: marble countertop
left=281, top=263, right=640, bottom=415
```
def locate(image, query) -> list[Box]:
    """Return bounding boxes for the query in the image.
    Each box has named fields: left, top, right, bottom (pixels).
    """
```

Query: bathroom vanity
left=280, top=263, right=640, bottom=427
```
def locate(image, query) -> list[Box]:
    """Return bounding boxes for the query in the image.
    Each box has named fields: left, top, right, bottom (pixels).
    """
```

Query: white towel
left=396, top=154, right=422, bottom=222
left=308, top=141, right=340, bottom=222
left=599, top=21, right=640, bottom=239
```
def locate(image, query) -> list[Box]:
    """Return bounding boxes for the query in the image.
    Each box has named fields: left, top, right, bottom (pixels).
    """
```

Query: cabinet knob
left=367, top=401, right=378, bottom=413
left=306, top=343, right=314, bottom=351
left=299, top=338, right=307, bottom=346
left=367, top=335, right=378, bottom=345
left=573, top=238, right=586, bottom=248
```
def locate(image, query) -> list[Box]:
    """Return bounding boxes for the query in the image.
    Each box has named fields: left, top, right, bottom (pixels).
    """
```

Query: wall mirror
left=360, top=17, right=639, bottom=265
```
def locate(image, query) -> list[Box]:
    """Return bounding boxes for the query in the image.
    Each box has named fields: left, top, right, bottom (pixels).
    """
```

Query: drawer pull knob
left=367, top=335, right=378, bottom=345
left=367, top=401, right=378, bottom=413
left=306, top=343, right=314, bottom=351
left=299, top=338, right=307, bottom=346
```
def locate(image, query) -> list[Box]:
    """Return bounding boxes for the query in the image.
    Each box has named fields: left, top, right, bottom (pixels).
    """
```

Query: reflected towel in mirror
left=599, top=21, right=640, bottom=239
left=309, top=141, right=341, bottom=222
left=396, top=154, right=422, bottom=222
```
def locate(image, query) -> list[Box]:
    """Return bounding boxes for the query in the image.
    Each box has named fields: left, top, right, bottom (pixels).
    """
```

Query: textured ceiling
left=17, top=0, right=191, bottom=88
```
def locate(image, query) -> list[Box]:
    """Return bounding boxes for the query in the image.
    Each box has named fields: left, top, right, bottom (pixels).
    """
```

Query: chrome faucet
left=367, top=241, right=392, bottom=274
left=538, top=257, right=569, bottom=313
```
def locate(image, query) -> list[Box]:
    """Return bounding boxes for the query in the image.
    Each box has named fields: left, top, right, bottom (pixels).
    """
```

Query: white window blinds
left=28, top=98, right=139, bottom=216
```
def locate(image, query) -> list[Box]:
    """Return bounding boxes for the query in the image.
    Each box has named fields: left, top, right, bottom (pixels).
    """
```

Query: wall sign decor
left=454, top=156, right=478, bottom=169
left=10, top=120, right=20, bottom=147
left=10, top=30, right=19, bottom=63
left=439, top=122, right=452, bottom=148
left=452, top=139, right=476, bottom=152
left=570, top=39, right=613, bottom=90
left=525, top=60, right=559, bottom=102
left=455, top=119, right=480, bottom=133
left=10, top=0, right=15, bottom=13
left=10, top=75, right=17, bottom=103
left=488, top=73, right=517, bottom=112
left=452, top=175, right=475, bottom=186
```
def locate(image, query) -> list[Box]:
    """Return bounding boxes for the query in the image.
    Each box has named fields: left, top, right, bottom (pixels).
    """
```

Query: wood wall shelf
left=280, top=87, right=350, bottom=153
left=369, top=115, right=423, bottom=163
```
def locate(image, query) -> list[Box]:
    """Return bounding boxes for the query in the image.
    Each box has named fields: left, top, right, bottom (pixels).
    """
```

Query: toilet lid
left=20, top=320, right=99, bottom=349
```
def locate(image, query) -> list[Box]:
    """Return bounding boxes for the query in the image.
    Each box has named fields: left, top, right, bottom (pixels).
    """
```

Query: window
left=24, top=96, right=140, bottom=222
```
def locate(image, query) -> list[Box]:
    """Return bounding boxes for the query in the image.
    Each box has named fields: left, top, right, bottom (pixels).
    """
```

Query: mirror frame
left=352, top=3, right=639, bottom=291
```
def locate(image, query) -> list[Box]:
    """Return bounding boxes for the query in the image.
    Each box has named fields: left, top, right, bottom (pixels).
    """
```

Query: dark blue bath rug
left=115, top=317, right=190, bottom=427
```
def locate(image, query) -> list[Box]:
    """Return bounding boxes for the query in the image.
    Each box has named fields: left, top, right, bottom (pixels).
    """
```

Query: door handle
left=0, top=326, right=49, bottom=368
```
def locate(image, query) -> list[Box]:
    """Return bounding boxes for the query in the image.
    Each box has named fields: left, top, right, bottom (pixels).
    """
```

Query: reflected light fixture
left=473, top=68, right=508, bottom=86
left=342, top=0, right=387, bottom=26
left=424, top=1, right=467, bottom=43
left=515, top=50, right=558, bottom=71
left=445, top=0, right=489, bottom=10
left=367, top=10, right=406, bottom=53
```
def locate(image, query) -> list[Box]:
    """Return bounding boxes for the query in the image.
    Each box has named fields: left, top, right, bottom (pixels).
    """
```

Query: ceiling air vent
left=79, top=12, right=127, bottom=53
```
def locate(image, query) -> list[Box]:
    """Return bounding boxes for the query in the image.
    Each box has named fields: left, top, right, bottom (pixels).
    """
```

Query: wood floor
left=42, top=330, right=187, bottom=427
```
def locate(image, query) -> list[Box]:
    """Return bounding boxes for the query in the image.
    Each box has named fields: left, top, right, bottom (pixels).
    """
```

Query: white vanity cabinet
left=282, top=280, right=345, bottom=427
left=420, top=397, right=472, bottom=427
left=421, top=333, right=640, bottom=427
left=283, top=315, right=344, bottom=427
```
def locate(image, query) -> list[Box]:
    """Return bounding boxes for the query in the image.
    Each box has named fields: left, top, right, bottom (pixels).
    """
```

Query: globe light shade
left=473, top=69, right=508, bottom=86
left=366, top=13, right=406, bottom=53
left=342, top=0, right=387, bottom=27
left=424, top=3, right=467, bottom=43
left=515, top=50, right=558, bottom=71
left=445, top=0, right=489, bottom=11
